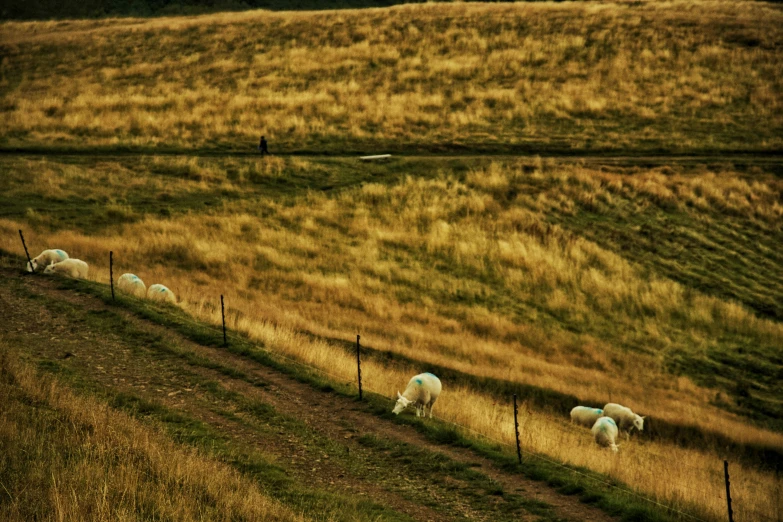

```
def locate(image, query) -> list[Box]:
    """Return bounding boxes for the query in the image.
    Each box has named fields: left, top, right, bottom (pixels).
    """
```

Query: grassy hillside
left=1, top=265, right=677, bottom=522
left=1, top=153, right=781, bottom=521
left=2, top=1, right=782, bottom=153
left=1, top=2, right=782, bottom=521
left=0, top=349, right=305, bottom=522
left=1, top=0, right=421, bottom=21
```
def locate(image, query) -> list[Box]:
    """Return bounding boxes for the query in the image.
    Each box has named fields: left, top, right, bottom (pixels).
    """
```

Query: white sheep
left=27, top=249, right=69, bottom=272
left=602, top=403, right=645, bottom=440
left=392, top=372, right=441, bottom=418
left=570, top=406, right=604, bottom=428
left=592, top=417, right=620, bottom=453
left=117, top=273, right=147, bottom=298
left=43, top=258, right=88, bottom=279
left=147, top=283, right=176, bottom=304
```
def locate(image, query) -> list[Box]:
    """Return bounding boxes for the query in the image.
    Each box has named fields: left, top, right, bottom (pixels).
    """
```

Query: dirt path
left=2, top=149, right=782, bottom=165
left=0, top=268, right=617, bottom=522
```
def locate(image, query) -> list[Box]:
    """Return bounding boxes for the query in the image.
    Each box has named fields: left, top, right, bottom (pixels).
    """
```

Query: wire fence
left=6, top=246, right=780, bottom=522
left=142, top=296, right=727, bottom=522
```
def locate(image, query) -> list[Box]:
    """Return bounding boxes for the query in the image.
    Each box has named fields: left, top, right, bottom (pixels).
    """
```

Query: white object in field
left=392, top=373, right=441, bottom=418
left=359, top=154, right=392, bottom=161
left=592, top=417, right=620, bottom=453
left=117, top=273, right=147, bottom=298
left=27, top=249, right=69, bottom=272
left=43, top=258, right=88, bottom=279
left=147, top=283, right=176, bottom=304
left=602, top=403, right=645, bottom=440
left=570, top=406, right=604, bottom=428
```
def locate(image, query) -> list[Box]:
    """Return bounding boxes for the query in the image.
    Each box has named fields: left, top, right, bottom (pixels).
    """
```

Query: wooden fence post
left=356, top=334, right=363, bottom=400
left=723, top=460, right=734, bottom=522
left=221, top=295, right=227, bottom=346
left=19, top=230, right=33, bottom=272
left=514, top=394, right=522, bottom=465
left=109, top=251, right=115, bottom=300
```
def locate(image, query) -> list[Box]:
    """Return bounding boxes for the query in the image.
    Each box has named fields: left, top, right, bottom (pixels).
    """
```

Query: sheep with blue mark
left=602, top=403, right=645, bottom=440
left=392, top=373, right=441, bottom=419
left=147, top=283, right=176, bottom=304
left=592, top=417, right=620, bottom=453
left=118, top=273, right=147, bottom=298
left=570, top=406, right=604, bottom=428
left=43, top=258, right=88, bottom=279
left=27, top=249, right=69, bottom=272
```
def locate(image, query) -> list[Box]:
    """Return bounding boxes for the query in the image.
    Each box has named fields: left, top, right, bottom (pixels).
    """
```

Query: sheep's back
left=405, top=373, right=442, bottom=402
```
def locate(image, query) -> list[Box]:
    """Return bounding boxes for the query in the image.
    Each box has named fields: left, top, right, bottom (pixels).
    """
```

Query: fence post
left=723, top=460, right=734, bottom=522
left=356, top=334, right=362, bottom=400
left=109, top=251, right=115, bottom=300
left=221, top=295, right=227, bottom=346
left=19, top=230, right=33, bottom=272
left=514, top=394, right=522, bottom=465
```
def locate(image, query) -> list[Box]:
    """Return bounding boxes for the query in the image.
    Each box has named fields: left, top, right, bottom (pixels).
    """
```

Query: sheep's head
left=43, top=262, right=56, bottom=274
left=392, top=392, right=411, bottom=415
left=26, top=260, right=35, bottom=273
left=609, top=443, right=619, bottom=453
left=633, top=415, right=645, bottom=431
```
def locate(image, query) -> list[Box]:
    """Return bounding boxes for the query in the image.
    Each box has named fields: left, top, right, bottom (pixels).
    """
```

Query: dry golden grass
left=1, top=158, right=781, bottom=520
left=2, top=0, right=782, bottom=151
left=0, top=346, right=305, bottom=522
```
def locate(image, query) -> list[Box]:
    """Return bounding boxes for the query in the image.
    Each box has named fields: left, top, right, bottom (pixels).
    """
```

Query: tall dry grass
left=1, top=159, right=781, bottom=520
left=1, top=0, right=782, bottom=151
left=0, top=346, right=305, bottom=522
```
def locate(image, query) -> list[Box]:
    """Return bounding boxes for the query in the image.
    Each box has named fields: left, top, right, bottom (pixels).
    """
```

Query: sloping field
left=0, top=263, right=631, bottom=522
left=1, top=0, right=782, bottom=153
left=1, top=154, right=781, bottom=522
left=1, top=1, right=782, bottom=521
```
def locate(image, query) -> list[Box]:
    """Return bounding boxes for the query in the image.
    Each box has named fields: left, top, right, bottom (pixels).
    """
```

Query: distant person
left=258, top=135, right=269, bottom=155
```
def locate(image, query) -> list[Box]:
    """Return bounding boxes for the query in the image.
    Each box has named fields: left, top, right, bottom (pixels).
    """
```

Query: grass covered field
left=2, top=153, right=782, bottom=521
left=1, top=1, right=782, bottom=521
left=2, top=0, right=783, bottom=153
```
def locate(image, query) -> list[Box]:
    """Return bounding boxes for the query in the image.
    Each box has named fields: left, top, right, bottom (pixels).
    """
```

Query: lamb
left=592, top=417, right=620, bottom=453
left=147, top=283, right=176, bottom=304
left=602, top=403, right=645, bottom=440
left=117, top=273, right=146, bottom=298
left=570, top=406, right=604, bottom=428
left=27, top=249, right=69, bottom=272
left=43, top=258, right=88, bottom=279
left=392, top=372, right=441, bottom=418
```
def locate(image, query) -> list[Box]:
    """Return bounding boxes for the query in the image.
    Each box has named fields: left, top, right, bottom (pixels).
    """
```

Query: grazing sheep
left=117, top=273, right=146, bottom=298
left=602, top=403, right=645, bottom=440
left=43, top=258, right=88, bottom=279
left=147, top=284, right=176, bottom=304
left=592, top=417, right=620, bottom=453
left=27, top=249, right=69, bottom=272
left=392, top=372, right=441, bottom=418
left=570, top=406, right=604, bottom=428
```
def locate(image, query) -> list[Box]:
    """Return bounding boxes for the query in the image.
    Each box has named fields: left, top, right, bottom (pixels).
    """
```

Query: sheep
left=392, top=372, right=441, bottom=419
left=43, top=258, right=88, bottom=279
left=27, top=249, right=69, bottom=272
left=117, top=273, right=146, bottom=298
left=570, top=406, right=604, bottom=428
left=592, top=417, right=620, bottom=453
left=147, top=283, right=176, bottom=304
left=602, top=403, right=645, bottom=440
